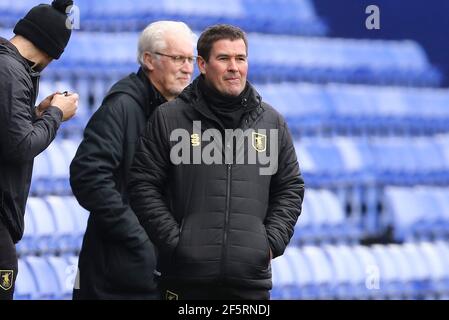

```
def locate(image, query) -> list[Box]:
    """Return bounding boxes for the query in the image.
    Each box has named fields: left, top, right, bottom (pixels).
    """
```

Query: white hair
left=137, top=21, right=196, bottom=70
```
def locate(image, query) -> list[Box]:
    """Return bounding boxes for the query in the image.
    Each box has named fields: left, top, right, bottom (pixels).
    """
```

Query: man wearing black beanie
left=0, top=0, right=78, bottom=300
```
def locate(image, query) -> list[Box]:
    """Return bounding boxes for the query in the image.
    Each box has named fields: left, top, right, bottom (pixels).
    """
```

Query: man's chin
left=171, top=87, right=188, bottom=96
left=224, top=87, right=245, bottom=97
left=176, top=80, right=190, bottom=89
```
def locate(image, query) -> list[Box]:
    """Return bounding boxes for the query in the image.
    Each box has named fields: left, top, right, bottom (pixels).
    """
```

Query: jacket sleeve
left=0, top=65, right=62, bottom=163
left=265, top=119, right=305, bottom=258
left=69, top=97, right=148, bottom=248
left=128, top=107, right=180, bottom=256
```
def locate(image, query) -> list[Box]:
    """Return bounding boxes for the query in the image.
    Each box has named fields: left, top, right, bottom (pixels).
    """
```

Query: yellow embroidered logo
left=0, top=270, right=13, bottom=291
left=252, top=132, right=266, bottom=152
left=191, top=133, right=200, bottom=147
left=166, top=290, right=179, bottom=300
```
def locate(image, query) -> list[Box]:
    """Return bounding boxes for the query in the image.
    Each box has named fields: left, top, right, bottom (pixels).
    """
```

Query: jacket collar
left=103, top=67, right=166, bottom=118
left=179, top=76, right=264, bottom=131
left=136, top=68, right=167, bottom=117
left=0, top=37, right=40, bottom=78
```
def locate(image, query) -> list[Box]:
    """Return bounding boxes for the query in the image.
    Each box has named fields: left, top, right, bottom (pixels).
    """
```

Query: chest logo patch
left=252, top=132, right=267, bottom=152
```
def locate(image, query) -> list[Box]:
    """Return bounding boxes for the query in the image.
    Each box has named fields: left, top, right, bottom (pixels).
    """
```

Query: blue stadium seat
left=417, top=242, right=448, bottom=297
left=294, top=141, right=317, bottom=174
left=352, top=245, right=383, bottom=299
left=432, top=188, right=449, bottom=235
left=386, top=244, right=416, bottom=299
left=371, top=245, right=402, bottom=298
left=45, top=142, right=70, bottom=194
left=26, top=197, right=57, bottom=254
left=46, top=256, right=76, bottom=299
left=302, top=246, right=334, bottom=299
left=284, top=247, right=315, bottom=299
left=65, top=197, right=89, bottom=250
left=301, top=138, right=346, bottom=185
left=293, top=190, right=313, bottom=243
left=385, top=187, right=449, bottom=241
left=45, top=196, right=78, bottom=253
left=322, top=245, right=353, bottom=299
left=337, top=245, right=368, bottom=299
left=30, top=151, right=51, bottom=195
left=433, top=241, right=449, bottom=297
left=271, top=255, right=296, bottom=299
left=320, top=189, right=360, bottom=241
left=401, top=243, right=433, bottom=298
left=14, top=259, right=38, bottom=300
left=304, top=190, right=327, bottom=242
left=16, top=204, right=36, bottom=255
left=59, top=139, right=81, bottom=165
left=413, top=189, right=445, bottom=239
left=383, top=188, right=420, bottom=241
left=24, top=256, right=60, bottom=299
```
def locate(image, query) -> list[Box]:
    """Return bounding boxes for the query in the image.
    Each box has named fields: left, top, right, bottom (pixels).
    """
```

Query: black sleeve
left=128, top=107, right=180, bottom=256
left=0, top=65, right=62, bottom=163
left=265, top=119, right=305, bottom=258
left=69, top=97, right=148, bottom=248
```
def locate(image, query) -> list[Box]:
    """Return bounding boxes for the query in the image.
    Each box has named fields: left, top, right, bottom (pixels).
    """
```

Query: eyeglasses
left=153, top=52, right=196, bottom=66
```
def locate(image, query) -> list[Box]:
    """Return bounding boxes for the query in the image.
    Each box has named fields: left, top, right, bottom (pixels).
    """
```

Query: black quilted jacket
left=129, top=77, right=304, bottom=290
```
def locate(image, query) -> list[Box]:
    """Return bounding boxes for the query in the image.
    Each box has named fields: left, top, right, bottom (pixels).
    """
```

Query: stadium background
left=1, top=0, right=449, bottom=299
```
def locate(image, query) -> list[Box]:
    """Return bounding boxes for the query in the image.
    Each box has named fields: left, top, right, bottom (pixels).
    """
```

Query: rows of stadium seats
left=296, top=135, right=449, bottom=186
left=258, top=83, right=449, bottom=136
left=14, top=255, right=78, bottom=300
left=20, top=184, right=449, bottom=258
left=17, top=189, right=358, bottom=257
left=16, top=240, right=449, bottom=300
left=31, top=139, right=80, bottom=195
left=271, top=242, right=449, bottom=299
left=293, top=189, right=361, bottom=244
left=28, top=135, right=449, bottom=243
left=385, top=187, right=449, bottom=242
left=1, top=28, right=437, bottom=86
left=29, top=135, right=449, bottom=196
left=17, top=196, right=88, bottom=255
left=14, top=191, right=449, bottom=299
left=0, top=0, right=327, bottom=36
left=35, top=79, right=449, bottom=137
left=48, top=32, right=440, bottom=86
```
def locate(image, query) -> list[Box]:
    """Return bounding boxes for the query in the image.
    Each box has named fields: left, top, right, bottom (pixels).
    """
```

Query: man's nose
left=227, top=58, right=239, bottom=72
left=180, top=60, right=194, bottom=74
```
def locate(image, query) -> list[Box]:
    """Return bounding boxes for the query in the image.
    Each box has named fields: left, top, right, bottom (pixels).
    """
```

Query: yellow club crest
left=0, top=270, right=13, bottom=291
left=166, top=290, right=179, bottom=300
left=252, top=132, right=266, bottom=152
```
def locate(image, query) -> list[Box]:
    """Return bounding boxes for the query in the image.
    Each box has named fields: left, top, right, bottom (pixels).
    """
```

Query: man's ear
left=143, top=52, right=155, bottom=71
left=197, top=56, right=206, bottom=75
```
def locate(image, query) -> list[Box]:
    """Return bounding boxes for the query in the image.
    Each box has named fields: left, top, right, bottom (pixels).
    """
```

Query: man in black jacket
left=0, top=0, right=78, bottom=300
left=70, top=21, right=195, bottom=300
left=128, top=24, right=304, bottom=300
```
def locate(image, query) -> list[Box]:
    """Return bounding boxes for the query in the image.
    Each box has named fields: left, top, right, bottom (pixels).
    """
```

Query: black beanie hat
left=13, top=0, right=74, bottom=59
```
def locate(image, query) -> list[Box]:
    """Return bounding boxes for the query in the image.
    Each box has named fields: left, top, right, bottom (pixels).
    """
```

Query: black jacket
left=128, top=77, right=304, bottom=291
left=70, top=68, right=165, bottom=299
left=0, top=37, right=62, bottom=243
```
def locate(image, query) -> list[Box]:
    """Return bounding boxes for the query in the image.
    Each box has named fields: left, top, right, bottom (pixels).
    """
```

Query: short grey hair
left=137, top=21, right=196, bottom=70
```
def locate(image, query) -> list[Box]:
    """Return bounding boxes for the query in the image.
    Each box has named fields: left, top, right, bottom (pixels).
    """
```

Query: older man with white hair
left=70, top=21, right=196, bottom=300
